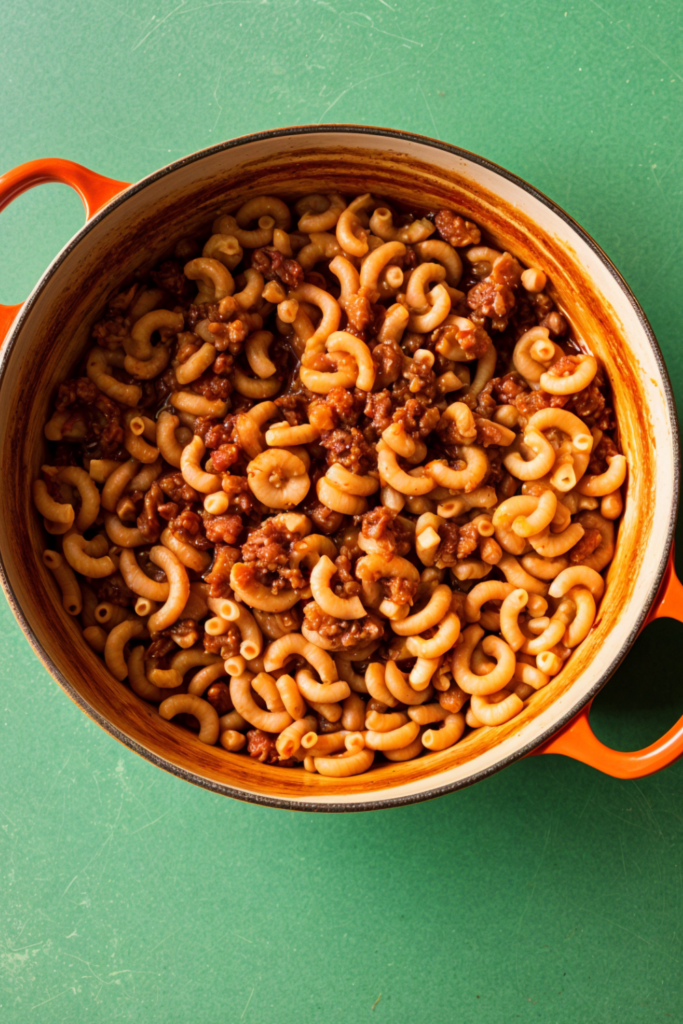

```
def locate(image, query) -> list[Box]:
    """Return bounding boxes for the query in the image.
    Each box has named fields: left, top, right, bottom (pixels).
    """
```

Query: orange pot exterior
left=0, top=136, right=679, bottom=803
left=532, top=548, right=683, bottom=778
left=0, top=157, right=130, bottom=343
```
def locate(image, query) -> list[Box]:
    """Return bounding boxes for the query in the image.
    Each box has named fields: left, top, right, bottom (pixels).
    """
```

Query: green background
left=1, top=1, right=682, bottom=1020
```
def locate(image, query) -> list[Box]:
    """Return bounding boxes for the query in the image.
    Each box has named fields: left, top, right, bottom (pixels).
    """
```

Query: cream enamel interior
left=0, top=129, right=676, bottom=808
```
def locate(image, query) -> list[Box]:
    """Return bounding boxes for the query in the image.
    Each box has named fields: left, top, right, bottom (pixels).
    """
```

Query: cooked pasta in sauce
left=35, top=192, right=625, bottom=776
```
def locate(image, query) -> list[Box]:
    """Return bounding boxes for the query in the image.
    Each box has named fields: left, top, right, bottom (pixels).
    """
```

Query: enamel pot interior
left=0, top=128, right=677, bottom=810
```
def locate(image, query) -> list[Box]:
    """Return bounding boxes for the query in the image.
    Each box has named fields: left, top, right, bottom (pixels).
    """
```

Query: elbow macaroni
left=34, top=189, right=624, bottom=775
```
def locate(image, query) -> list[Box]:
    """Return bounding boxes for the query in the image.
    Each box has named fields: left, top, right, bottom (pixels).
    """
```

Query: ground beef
left=345, top=291, right=374, bottom=332
left=372, top=340, right=403, bottom=389
left=393, top=398, right=440, bottom=439
left=396, top=356, right=437, bottom=401
left=275, top=390, right=313, bottom=426
left=159, top=472, right=199, bottom=506
left=360, top=507, right=411, bottom=558
left=207, top=319, right=248, bottom=353
left=539, top=311, right=568, bottom=337
left=176, top=333, right=200, bottom=364
left=567, top=383, right=606, bottom=423
left=145, top=636, right=176, bottom=660
left=439, top=684, right=469, bottom=713
left=514, top=389, right=568, bottom=417
left=319, top=426, right=376, bottom=474
left=382, top=577, right=418, bottom=605
left=192, top=371, right=232, bottom=401
left=92, top=315, right=131, bottom=351
left=205, top=681, right=232, bottom=715
left=531, top=291, right=554, bottom=319
left=220, top=475, right=254, bottom=514
left=251, top=246, right=305, bottom=288
left=203, top=513, right=243, bottom=545
left=467, top=279, right=516, bottom=320
left=474, top=416, right=511, bottom=447
left=246, top=729, right=280, bottom=764
left=150, top=260, right=190, bottom=299
left=213, top=352, right=234, bottom=376
left=169, top=508, right=212, bottom=550
left=435, top=521, right=479, bottom=567
left=588, top=434, right=620, bottom=475
left=161, top=618, right=200, bottom=647
left=491, top=373, right=528, bottom=405
left=308, top=387, right=365, bottom=432
left=96, top=573, right=134, bottom=607
left=300, top=498, right=345, bottom=535
left=136, top=481, right=163, bottom=542
left=157, top=501, right=179, bottom=521
left=303, top=602, right=385, bottom=650
left=363, top=390, right=394, bottom=438
left=434, top=209, right=481, bottom=247
left=210, top=444, right=241, bottom=472
left=433, top=320, right=490, bottom=359
left=332, top=554, right=363, bottom=598
left=55, top=378, right=124, bottom=457
left=546, top=355, right=581, bottom=379
left=205, top=544, right=241, bottom=598
left=203, top=420, right=239, bottom=449
left=467, top=253, right=522, bottom=326
left=569, top=528, right=602, bottom=564
left=241, top=520, right=299, bottom=570
left=203, top=623, right=241, bottom=658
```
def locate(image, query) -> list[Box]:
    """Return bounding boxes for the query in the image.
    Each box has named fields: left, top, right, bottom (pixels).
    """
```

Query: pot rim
left=0, top=124, right=679, bottom=812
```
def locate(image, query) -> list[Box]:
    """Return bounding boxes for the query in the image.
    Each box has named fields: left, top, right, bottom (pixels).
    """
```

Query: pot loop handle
left=0, top=158, right=130, bottom=344
left=534, top=547, right=683, bottom=778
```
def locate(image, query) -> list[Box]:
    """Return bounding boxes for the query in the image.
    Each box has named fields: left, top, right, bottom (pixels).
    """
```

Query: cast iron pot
left=0, top=126, right=681, bottom=811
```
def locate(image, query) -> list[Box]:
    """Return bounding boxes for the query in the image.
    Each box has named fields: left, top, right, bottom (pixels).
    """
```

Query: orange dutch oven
left=0, top=128, right=682, bottom=811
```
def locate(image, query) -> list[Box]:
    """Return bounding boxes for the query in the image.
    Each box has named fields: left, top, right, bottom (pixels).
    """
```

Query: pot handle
left=533, top=547, right=683, bottom=777
left=0, top=158, right=130, bottom=344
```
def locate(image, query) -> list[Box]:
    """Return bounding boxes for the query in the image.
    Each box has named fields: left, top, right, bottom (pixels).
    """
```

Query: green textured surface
left=1, top=1, right=683, bottom=1020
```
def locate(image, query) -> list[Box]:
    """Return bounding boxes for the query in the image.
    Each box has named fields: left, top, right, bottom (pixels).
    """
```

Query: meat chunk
left=205, top=544, right=241, bottom=598
left=137, top=481, right=164, bottom=542
left=435, top=522, right=480, bottom=567
left=513, top=389, right=567, bottom=417
left=363, top=390, right=394, bottom=438
left=192, top=371, right=232, bottom=401
left=251, top=247, right=305, bottom=288
left=433, top=320, right=490, bottom=359
left=372, top=340, right=403, bottom=389
left=203, top=623, right=241, bottom=657
left=303, top=602, right=385, bottom=650
left=96, top=573, right=134, bottom=607
left=434, top=209, right=481, bottom=247
left=210, top=444, right=241, bottom=472
left=308, top=387, right=365, bottom=432
left=246, top=729, right=280, bottom=764
left=360, top=507, right=411, bottom=558
left=474, top=415, right=511, bottom=447
left=241, top=520, right=299, bottom=570
left=203, top=513, right=243, bottom=545
left=150, top=259, right=190, bottom=299
left=205, top=681, right=232, bottom=715
left=393, top=398, right=441, bottom=439
left=159, top=472, right=199, bottom=506
left=169, top=508, right=212, bottom=550
left=567, top=383, right=606, bottom=423
left=569, top=528, right=602, bottom=565
left=92, top=315, right=131, bottom=351
left=319, top=426, right=376, bottom=474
